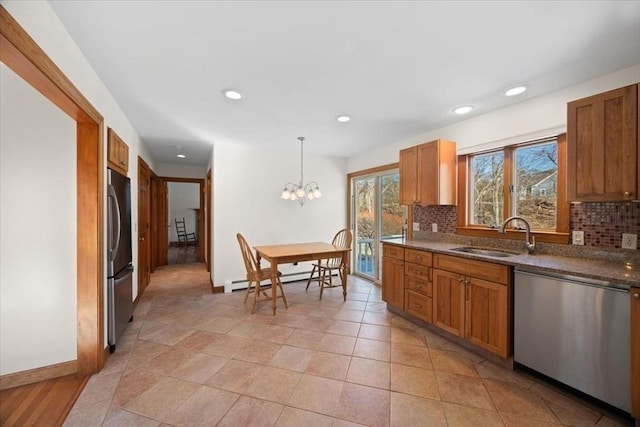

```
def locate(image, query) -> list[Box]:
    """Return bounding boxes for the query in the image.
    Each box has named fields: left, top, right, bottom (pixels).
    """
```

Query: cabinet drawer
left=405, top=290, right=432, bottom=323
left=405, top=249, right=432, bottom=267
left=433, top=254, right=509, bottom=285
left=406, top=277, right=432, bottom=297
left=383, top=244, right=404, bottom=260
left=405, top=262, right=431, bottom=281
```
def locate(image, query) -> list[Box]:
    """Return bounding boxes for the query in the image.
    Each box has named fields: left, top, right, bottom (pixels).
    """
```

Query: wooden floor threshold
left=0, top=374, right=89, bottom=427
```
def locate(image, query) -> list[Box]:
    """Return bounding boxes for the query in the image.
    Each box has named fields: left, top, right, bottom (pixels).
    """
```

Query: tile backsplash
left=413, top=202, right=639, bottom=250
left=570, top=202, right=639, bottom=249
left=412, top=205, right=457, bottom=234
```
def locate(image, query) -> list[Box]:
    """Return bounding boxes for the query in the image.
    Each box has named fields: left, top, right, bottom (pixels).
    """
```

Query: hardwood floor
left=167, top=243, right=199, bottom=265
left=0, top=374, right=89, bottom=426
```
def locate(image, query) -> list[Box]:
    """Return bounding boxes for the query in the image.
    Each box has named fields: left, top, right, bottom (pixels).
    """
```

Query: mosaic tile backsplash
left=412, top=205, right=457, bottom=234
left=413, top=202, right=640, bottom=250
left=570, top=202, right=639, bottom=249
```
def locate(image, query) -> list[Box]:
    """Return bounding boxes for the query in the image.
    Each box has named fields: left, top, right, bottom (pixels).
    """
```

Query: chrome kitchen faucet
left=499, top=216, right=536, bottom=254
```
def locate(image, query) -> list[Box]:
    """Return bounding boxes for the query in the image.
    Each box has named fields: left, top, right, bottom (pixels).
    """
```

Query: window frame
left=457, top=134, right=569, bottom=244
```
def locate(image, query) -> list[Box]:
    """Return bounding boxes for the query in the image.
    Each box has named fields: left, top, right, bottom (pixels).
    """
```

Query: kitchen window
left=458, top=134, right=569, bottom=243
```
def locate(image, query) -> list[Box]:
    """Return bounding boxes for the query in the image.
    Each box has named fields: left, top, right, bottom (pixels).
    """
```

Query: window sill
left=456, top=227, right=570, bottom=244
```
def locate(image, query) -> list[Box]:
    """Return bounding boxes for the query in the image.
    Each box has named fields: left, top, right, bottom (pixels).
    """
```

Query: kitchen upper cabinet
left=382, top=244, right=405, bottom=310
left=632, top=286, right=640, bottom=419
left=108, top=128, right=130, bottom=175
left=567, top=84, right=638, bottom=201
left=399, top=139, right=457, bottom=206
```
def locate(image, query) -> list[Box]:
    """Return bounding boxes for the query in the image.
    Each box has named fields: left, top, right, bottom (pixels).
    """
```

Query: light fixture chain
left=299, top=136, right=304, bottom=187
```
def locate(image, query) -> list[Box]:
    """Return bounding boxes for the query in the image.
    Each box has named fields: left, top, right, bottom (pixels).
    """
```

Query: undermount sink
left=450, top=247, right=515, bottom=257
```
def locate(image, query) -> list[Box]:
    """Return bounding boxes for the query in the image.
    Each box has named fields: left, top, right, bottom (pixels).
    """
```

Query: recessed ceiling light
left=336, top=115, right=351, bottom=123
left=504, top=86, right=527, bottom=96
left=177, top=154, right=186, bottom=159
left=452, top=105, right=474, bottom=115
left=223, top=90, right=242, bottom=100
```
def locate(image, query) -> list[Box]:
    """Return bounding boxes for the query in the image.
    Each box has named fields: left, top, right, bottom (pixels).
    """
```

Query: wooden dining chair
left=306, top=228, right=352, bottom=299
left=175, top=217, right=196, bottom=246
left=237, top=233, right=288, bottom=313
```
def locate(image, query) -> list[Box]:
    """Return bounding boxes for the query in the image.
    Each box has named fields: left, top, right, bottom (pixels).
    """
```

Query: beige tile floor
left=64, top=263, right=632, bottom=426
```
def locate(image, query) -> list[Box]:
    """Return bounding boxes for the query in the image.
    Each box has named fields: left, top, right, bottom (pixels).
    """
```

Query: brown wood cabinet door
left=418, top=142, right=438, bottom=205
left=465, top=277, right=509, bottom=357
left=432, top=268, right=465, bottom=337
left=399, top=146, right=417, bottom=205
left=631, top=286, right=640, bottom=419
left=382, top=256, right=404, bottom=309
left=137, top=158, right=151, bottom=295
left=567, top=84, right=638, bottom=201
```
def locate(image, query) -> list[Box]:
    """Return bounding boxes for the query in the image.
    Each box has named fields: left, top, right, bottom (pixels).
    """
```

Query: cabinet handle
left=634, top=293, right=640, bottom=299
left=464, top=279, right=470, bottom=285
left=457, top=277, right=463, bottom=283
left=624, top=191, right=632, bottom=196
left=416, top=303, right=422, bottom=308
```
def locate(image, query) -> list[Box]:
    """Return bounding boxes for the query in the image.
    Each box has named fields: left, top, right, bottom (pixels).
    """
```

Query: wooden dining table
left=254, top=242, right=351, bottom=315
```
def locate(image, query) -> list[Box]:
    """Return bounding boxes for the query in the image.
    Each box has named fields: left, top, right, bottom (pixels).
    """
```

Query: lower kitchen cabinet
left=433, top=254, right=511, bottom=358
left=432, top=268, right=465, bottom=337
left=632, top=286, right=640, bottom=419
left=466, top=276, right=509, bottom=357
left=382, top=246, right=512, bottom=359
left=382, top=244, right=404, bottom=310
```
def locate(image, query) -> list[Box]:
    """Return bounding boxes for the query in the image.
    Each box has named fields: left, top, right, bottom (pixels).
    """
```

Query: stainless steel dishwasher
left=514, top=270, right=630, bottom=413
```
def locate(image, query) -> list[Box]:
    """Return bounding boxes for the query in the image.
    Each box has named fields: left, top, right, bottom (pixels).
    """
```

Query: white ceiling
left=48, top=1, right=640, bottom=166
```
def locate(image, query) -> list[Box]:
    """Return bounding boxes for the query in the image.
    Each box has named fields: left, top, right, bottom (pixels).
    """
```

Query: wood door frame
left=206, top=169, right=212, bottom=273
left=1, top=6, right=105, bottom=376
left=162, top=177, right=205, bottom=263
left=138, top=157, right=151, bottom=296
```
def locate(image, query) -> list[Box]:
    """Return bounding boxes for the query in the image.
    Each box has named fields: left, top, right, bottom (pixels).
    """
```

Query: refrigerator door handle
left=107, top=184, right=122, bottom=260
left=114, top=264, right=134, bottom=281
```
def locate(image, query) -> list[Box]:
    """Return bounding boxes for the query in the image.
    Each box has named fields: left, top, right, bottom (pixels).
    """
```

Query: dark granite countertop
left=383, top=238, right=639, bottom=288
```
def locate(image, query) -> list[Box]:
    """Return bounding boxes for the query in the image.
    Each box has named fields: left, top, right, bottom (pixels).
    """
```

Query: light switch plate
left=572, top=230, right=584, bottom=245
left=431, top=223, right=438, bottom=232
left=622, top=233, right=638, bottom=249
left=413, top=222, right=420, bottom=231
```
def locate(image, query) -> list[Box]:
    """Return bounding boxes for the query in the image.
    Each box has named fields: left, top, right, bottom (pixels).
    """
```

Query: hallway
left=63, top=263, right=630, bottom=426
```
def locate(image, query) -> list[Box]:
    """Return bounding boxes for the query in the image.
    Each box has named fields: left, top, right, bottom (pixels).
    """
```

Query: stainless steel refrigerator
left=107, top=168, right=134, bottom=353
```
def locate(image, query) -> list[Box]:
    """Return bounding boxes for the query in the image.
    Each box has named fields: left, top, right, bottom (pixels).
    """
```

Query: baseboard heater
left=223, top=270, right=338, bottom=293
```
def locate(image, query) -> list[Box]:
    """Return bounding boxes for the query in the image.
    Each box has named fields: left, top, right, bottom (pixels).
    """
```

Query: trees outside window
left=466, top=136, right=563, bottom=232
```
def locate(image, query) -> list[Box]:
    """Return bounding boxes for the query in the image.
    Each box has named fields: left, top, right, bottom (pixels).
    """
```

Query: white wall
left=0, top=64, right=77, bottom=375
left=168, top=182, right=200, bottom=241
left=348, top=64, right=640, bottom=172
left=155, top=162, right=206, bottom=179
left=1, top=0, right=155, bottom=374
left=211, top=142, right=348, bottom=286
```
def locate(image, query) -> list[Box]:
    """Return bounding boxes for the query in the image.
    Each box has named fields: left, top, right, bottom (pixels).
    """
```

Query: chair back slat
left=327, top=228, right=352, bottom=268
left=237, top=233, right=261, bottom=280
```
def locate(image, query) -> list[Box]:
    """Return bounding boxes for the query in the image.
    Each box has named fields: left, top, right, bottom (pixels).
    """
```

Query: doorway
left=351, top=169, right=405, bottom=281
left=155, top=177, right=205, bottom=266
left=167, top=181, right=201, bottom=264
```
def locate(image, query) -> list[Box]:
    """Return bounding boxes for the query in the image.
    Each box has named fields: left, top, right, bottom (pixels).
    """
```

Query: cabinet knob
left=624, top=191, right=632, bottom=196
left=457, top=278, right=463, bottom=283
left=634, top=293, right=640, bottom=299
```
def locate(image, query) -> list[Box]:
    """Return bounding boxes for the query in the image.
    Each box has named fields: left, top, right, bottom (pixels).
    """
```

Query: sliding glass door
left=352, top=170, right=405, bottom=281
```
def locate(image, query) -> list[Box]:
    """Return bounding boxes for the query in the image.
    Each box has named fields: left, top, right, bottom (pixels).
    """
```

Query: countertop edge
left=382, top=239, right=639, bottom=287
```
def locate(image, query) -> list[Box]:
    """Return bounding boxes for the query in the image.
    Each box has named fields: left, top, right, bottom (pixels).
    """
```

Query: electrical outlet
left=431, top=223, right=438, bottom=232
left=413, top=222, right=420, bottom=231
left=622, top=233, right=638, bottom=250
left=572, top=230, right=584, bottom=245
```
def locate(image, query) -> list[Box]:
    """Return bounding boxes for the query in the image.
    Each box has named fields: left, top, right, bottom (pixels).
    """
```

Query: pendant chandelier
left=280, top=137, right=322, bottom=206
